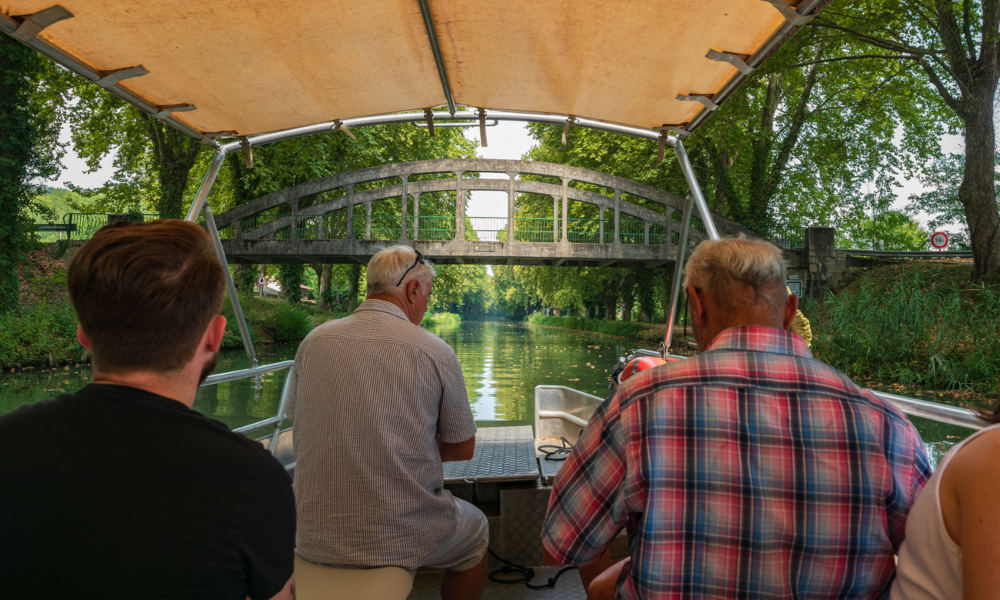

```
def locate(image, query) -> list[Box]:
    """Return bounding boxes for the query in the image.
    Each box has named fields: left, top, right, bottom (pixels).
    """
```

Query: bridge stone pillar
left=613, top=192, right=621, bottom=246
left=805, top=226, right=835, bottom=299
left=413, top=190, right=420, bottom=241
left=507, top=171, right=515, bottom=245
left=346, top=188, right=354, bottom=240
left=561, top=179, right=569, bottom=243
left=456, top=171, right=466, bottom=241
left=399, top=176, right=408, bottom=241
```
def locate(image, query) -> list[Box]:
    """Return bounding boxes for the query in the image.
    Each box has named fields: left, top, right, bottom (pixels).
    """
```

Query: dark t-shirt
left=0, top=384, right=295, bottom=599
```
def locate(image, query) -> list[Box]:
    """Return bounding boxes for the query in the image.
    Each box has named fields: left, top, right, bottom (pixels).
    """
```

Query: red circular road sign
left=930, top=231, right=949, bottom=249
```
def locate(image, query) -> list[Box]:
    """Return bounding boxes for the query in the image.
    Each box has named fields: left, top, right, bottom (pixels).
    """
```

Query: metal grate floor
left=444, top=426, right=539, bottom=483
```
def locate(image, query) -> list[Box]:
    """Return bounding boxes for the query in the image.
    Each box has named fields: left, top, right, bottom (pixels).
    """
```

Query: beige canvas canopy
left=1, top=0, right=828, bottom=142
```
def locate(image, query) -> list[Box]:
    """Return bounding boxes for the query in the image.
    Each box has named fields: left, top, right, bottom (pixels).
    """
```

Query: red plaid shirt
left=542, top=326, right=930, bottom=599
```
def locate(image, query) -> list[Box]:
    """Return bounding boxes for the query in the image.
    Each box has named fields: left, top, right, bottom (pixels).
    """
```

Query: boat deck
left=409, top=565, right=585, bottom=599
left=268, top=424, right=586, bottom=597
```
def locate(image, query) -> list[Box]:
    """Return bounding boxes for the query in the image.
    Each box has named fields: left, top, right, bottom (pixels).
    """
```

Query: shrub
left=422, top=312, right=461, bottom=328
left=809, top=265, right=1000, bottom=394
left=526, top=312, right=646, bottom=337
left=0, top=302, right=79, bottom=367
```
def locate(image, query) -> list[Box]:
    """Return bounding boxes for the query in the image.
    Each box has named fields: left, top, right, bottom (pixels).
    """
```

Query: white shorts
left=420, top=497, right=489, bottom=572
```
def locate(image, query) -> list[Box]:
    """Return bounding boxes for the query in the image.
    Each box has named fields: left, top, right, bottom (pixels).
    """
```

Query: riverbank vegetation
left=526, top=312, right=650, bottom=339
left=806, top=262, right=999, bottom=406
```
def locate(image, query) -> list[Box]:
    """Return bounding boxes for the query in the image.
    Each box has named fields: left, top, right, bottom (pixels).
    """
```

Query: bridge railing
left=225, top=213, right=676, bottom=246
left=59, top=213, right=162, bottom=240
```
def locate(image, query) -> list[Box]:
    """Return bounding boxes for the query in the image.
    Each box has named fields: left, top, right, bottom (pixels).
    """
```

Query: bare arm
left=438, top=435, right=475, bottom=462
left=940, top=429, right=1000, bottom=599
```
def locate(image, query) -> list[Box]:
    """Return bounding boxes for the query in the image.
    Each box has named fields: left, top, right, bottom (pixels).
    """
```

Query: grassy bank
left=3, top=248, right=466, bottom=370
left=804, top=261, right=999, bottom=407
left=526, top=312, right=657, bottom=339
left=2, top=249, right=349, bottom=370
left=422, top=312, right=462, bottom=328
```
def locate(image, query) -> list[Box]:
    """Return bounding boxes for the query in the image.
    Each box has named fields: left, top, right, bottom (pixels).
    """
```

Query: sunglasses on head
left=395, top=249, right=425, bottom=287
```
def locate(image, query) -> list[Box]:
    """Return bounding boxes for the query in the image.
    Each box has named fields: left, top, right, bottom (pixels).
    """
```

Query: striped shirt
left=287, top=299, right=476, bottom=569
left=542, top=326, right=931, bottom=599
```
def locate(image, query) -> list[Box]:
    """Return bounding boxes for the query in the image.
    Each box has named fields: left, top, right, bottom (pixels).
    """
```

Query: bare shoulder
left=940, top=426, right=1000, bottom=545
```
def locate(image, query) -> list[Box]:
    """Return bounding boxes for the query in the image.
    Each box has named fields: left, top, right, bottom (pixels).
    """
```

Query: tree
left=907, top=152, right=999, bottom=249
left=0, top=35, right=67, bottom=313
left=838, top=210, right=930, bottom=250
left=65, top=79, right=204, bottom=218
left=819, top=0, right=1000, bottom=281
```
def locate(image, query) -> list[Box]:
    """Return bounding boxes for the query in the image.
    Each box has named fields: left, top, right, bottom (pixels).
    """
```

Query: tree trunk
left=620, top=276, right=635, bottom=321
left=348, top=263, right=362, bottom=310
left=960, top=98, right=1000, bottom=282
left=603, top=292, right=617, bottom=321
left=146, top=118, right=202, bottom=218
left=318, top=264, right=332, bottom=309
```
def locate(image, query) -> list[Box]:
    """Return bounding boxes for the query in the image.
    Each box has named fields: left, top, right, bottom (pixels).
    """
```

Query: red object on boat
left=620, top=356, right=668, bottom=383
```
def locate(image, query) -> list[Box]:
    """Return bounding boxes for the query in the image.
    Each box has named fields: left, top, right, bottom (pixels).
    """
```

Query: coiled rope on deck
left=488, top=548, right=578, bottom=590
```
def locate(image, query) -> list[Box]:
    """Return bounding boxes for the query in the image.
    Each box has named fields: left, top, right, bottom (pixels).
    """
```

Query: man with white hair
left=288, top=245, right=487, bottom=600
left=542, top=237, right=931, bottom=600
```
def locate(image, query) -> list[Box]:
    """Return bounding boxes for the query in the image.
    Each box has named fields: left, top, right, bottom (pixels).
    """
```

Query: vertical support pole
left=599, top=207, right=605, bottom=242
left=267, top=364, right=294, bottom=455
left=644, top=222, right=650, bottom=245
left=507, top=172, right=515, bottom=244
left=561, top=179, right=569, bottom=243
left=674, top=141, right=720, bottom=240
left=203, top=204, right=259, bottom=367
left=663, top=196, right=694, bottom=356
left=365, top=202, right=372, bottom=240
left=455, top=171, right=466, bottom=241
left=290, top=200, right=298, bottom=241
left=400, top=176, right=408, bottom=241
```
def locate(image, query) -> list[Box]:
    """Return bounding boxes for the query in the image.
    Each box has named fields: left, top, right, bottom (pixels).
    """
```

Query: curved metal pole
left=203, top=204, right=258, bottom=367
left=674, top=141, right=720, bottom=240
left=267, top=365, right=295, bottom=455
left=220, top=110, right=676, bottom=154
left=185, top=151, right=225, bottom=221
left=663, top=196, right=694, bottom=355
left=184, top=150, right=259, bottom=367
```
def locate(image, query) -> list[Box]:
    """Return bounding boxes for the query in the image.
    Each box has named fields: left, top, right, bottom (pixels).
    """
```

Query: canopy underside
left=1, top=0, right=828, bottom=141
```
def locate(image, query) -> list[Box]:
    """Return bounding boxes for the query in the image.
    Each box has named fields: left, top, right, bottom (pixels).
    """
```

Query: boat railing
left=200, top=360, right=295, bottom=454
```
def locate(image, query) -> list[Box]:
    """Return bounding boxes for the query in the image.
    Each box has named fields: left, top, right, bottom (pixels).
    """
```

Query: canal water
left=0, top=320, right=967, bottom=465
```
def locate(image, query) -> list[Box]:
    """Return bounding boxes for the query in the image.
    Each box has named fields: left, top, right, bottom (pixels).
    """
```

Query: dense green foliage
left=526, top=312, right=648, bottom=337
left=809, top=264, right=1000, bottom=394
left=0, top=302, right=79, bottom=367
left=421, top=312, right=461, bottom=328
left=0, top=36, right=67, bottom=313
left=823, top=0, right=1000, bottom=282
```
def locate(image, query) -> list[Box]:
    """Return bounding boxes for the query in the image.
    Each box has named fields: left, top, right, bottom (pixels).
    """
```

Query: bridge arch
left=215, top=159, right=751, bottom=267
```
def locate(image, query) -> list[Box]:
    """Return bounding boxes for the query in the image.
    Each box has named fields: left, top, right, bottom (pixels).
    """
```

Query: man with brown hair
left=0, top=220, right=295, bottom=599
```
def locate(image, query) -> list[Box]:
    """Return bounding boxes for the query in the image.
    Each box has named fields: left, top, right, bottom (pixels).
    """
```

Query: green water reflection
left=0, top=321, right=978, bottom=463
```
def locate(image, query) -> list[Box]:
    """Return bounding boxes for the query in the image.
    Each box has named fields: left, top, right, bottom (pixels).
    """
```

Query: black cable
left=487, top=547, right=578, bottom=590
left=536, top=437, right=574, bottom=461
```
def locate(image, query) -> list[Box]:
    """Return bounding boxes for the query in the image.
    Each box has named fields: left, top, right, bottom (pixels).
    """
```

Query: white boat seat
left=293, top=553, right=414, bottom=600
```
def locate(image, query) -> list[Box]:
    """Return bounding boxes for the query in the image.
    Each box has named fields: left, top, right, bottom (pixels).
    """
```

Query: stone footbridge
left=214, top=159, right=753, bottom=267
